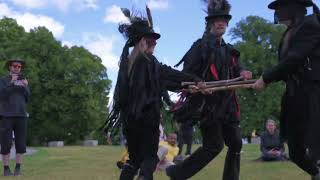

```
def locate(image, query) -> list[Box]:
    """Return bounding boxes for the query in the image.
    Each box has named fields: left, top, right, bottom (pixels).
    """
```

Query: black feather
left=146, top=6, right=153, bottom=28
left=121, top=8, right=131, bottom=18
left=202, top=0, right=231, bottom=12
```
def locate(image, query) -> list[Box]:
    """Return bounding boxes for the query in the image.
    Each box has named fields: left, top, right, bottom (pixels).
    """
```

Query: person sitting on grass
left=260, top=119, right=286, bottom=161
left=116, top=143, right=129, bottom=169
left=157, top=133, right=179, bottom=171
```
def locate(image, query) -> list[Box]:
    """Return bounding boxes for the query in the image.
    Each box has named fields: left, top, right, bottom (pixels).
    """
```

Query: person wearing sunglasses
left=103, top=6, right=203, bottom=180
left=0, top=59, right=30, bottom=176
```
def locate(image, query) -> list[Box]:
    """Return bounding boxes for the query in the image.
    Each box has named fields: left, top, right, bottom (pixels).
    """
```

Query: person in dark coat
left=252, top=0, right=320, bottom=179
left=177, top=121, right=194, bottom=156
left=166, top=0, right=252, bottom=180
left=0, top=59, right=30, bottom=176
left=104, top=7, right=202, bottom=180
left=260, top=119, right=286, bottom=161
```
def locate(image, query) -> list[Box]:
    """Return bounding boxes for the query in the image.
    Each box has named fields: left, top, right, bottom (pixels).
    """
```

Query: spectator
left=260, top=119, right=286, bottom=161
left=0, top=59, right=30, bottom=176
left=178, top=121, right=194, bottom=156
left=116, top=144, right=129, bottom=170
left=157, top=133, right=179, bottom=171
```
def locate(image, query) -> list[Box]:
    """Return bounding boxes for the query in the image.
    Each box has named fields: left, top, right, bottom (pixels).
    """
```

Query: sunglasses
left=11, top=64, right=22, bottom=69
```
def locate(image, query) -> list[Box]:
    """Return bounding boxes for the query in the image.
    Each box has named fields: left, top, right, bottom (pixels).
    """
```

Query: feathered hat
left=202, top=0, right=232, bottom=21
left=119, top=6, right=160, bottom=47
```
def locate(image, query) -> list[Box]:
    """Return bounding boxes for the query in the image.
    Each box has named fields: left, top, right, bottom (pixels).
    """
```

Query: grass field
left=0, top=144, right=311, bottom=180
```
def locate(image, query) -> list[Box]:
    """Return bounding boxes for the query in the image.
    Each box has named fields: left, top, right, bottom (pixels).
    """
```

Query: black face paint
left=274, top=11, right=279, bottom=24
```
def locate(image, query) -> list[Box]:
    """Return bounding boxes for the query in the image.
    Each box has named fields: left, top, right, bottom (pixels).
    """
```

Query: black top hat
left=119, top=7, right=160, bottom=47
left=203, top=0, right=232, bottom=21
left=268, top=0, right=314, bottom=9
left=4, top=59, right=26, bottom=71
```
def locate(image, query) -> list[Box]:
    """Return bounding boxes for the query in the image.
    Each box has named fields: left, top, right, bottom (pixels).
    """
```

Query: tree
left=0, top=17, right=111, bottom=145
left=229, top=16, right=286, bottom=136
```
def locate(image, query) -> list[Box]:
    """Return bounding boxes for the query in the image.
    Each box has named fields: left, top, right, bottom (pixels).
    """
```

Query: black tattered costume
left=167, top=1, right=247, bottom=180
left=104, top=7, right=199, bottom=180
left=263, top=0, right=320, bottom=176
left=168, top=34, right=244, bottom=180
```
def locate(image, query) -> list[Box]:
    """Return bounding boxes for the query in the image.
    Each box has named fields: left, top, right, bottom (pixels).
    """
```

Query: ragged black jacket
left=263, top=14, right=320, bottom=83
left=179, top=36, right=244, bottom=120
left=114, top=53, right=200, bottom=128
left=262, top=14, right=320, bottom=145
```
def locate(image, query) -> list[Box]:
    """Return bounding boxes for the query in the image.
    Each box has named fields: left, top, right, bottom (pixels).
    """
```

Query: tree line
left=0, top=17, right=111, bottom=145
left=0, top=15, right=285, bottom=145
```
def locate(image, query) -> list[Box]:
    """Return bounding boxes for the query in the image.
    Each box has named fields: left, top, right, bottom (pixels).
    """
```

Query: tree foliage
left=229, top=16, right=286, bottom=136
left=0, top=17, right=111, bottom=145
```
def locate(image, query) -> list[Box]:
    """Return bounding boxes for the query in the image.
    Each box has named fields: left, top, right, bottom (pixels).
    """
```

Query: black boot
left=14, top=164, right=21, bottom=176
left=119, top=163, right=137, bottom=180
left=3, top=166, right=12, bottom=176
left=312, top=173, right=320, bottom=180
left=166, top=165, right=185, bottom=180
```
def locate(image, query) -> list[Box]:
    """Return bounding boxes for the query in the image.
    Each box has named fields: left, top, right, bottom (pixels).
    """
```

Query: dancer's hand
left=252, top=77, right=266, bottom=91
left=189, top=85, right=199, bottom=93
left=240, top=70, right=253, bottom=80
left=196, top=82, right=206, bottom=89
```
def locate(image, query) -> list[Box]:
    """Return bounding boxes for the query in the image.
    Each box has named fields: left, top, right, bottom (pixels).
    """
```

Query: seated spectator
left=157, top=133, right=179, bottom=171
left=260, top=119, right=286, bottom=161
left=116, top=144, right=129, bottom=169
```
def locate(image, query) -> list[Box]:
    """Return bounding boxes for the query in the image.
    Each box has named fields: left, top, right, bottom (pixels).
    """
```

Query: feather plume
left=121, top=8, right=131, bottom=19
left=201, top=0, right=231, bottom=12
left=146, top=6, right=153, bottom=28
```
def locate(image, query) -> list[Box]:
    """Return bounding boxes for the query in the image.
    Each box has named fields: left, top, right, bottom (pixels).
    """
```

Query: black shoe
left=166, top=166, right=184, bottom=180
left=3, top=168, right=13, bottom=176
left=14, top=168, right=21, bottom=176
left=116, top=161, right=124, bottom=169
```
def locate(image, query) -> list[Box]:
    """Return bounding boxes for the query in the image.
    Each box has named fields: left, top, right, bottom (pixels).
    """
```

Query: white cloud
left=154, top=26, right=161, bottom=34
left=52, top=0, right=99, bottom=11
left=83, top=0, right=98, bottom=10
left=62, top=40, right=74, bottom=47
left=104, top=5, right=129, bottom=24
left=9, top=0, right=47, bottom=9
left=0, top=3, right=65, bottom=38
left=147, top=0, right=169, bottom=10
left=51, top=0, right=73, bottom=11
left=7, top=0, right=99, bottom=11
left=82, top=33, right=119, bottom=71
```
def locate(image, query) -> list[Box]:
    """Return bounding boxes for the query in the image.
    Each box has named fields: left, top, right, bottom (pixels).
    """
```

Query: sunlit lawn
left=0, top=144, right=311, bottom=180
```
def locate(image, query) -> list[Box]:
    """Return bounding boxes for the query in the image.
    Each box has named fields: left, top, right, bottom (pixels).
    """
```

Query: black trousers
left=168, top=117, right=242, bottom=180
left=0, top=116, right=27, bottom=155
left=120, top=123, right=159, bottom=180
left=178, top=128, right=193, bottom=155
left=281, top=83, right=320, bottom=176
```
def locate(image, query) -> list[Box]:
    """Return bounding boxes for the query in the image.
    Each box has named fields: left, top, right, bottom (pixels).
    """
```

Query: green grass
left=0, top=144, right=311, bottom=180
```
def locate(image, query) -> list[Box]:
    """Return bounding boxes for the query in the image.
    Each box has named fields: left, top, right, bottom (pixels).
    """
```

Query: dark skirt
left=280, top=81, right=320, bottom=160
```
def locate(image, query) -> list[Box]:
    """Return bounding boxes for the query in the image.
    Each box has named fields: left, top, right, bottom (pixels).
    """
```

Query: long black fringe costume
left=104, top=7, right=200, bottom=180
left=264, top=0, right=320, bottom=177
left=167, top=1, right=249, bottom=180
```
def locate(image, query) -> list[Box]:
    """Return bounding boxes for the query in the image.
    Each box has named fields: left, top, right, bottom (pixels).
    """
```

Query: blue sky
left=0, top=0, right=316, bottom=100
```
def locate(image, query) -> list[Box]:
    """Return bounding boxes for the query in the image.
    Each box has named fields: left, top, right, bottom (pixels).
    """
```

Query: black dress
left=114, top=53, right=199, bottom=180
left=263, top=14, right=320, bottom=175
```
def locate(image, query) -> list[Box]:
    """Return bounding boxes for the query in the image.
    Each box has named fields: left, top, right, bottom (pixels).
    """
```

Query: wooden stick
left=202, top=79, right=257, bottom=89
left=182, top=77, right=243, bottom=86
left=180, top=83, right=255, bottom=93
left=205, top=84, right=254, bottom=92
